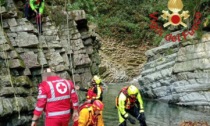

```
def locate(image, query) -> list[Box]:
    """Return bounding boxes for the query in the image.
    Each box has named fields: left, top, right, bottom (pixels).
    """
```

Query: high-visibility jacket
left=86, top=85, right=103, bottom=101
left=78, top=106, right=104, bottom=126
left=29, top=0, right=45, bottom=14
left=116, top=86, right=144, bottom=116
left=33, top=76, right=79, bottom=118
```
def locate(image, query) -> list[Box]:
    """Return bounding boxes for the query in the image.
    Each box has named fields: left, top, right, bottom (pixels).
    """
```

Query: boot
left=140, top=121, right=147, bottom=126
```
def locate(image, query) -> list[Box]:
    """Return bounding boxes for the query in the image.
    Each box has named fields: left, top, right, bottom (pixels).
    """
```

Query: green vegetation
left=46, top=0, right=210, bottom=46
left=0, top=0, right=5, bottom=6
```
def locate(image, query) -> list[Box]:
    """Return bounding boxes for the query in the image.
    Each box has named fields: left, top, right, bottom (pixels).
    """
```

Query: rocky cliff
left=139, top=32, right=210, bottom=111
left=99, top=38, right=149, bottom=83
left=0, top=0, right=100, bottom=125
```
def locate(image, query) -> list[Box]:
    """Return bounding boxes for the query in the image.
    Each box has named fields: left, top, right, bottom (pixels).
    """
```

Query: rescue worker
left=75, top=75, right=103, bottom=102
left=116, top=85, right=147, bottom=126
left=25, top=0, right=44, bottom=33
left=73, top=100, right=104, bottom=126
left=31, top=68, right=79, bottom=126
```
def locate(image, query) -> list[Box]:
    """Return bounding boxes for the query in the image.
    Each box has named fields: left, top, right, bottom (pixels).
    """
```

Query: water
left=27, top=83, right=210, bottom=126
left=103, top=83, right=210, bottom=126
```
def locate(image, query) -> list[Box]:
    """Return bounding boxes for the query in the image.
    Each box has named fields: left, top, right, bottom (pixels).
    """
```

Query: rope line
left=36, top=13, right=44, bottom=74
left=66, top=0, right=76, bottom=86
left=0, top=3, right=20, bottom=119
left=65, top=0, right=85, bottom=101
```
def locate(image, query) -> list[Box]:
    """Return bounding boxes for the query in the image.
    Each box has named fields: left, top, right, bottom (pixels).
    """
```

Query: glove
left=137, top=112, right=146, bottom=121
left=127, top=116, right=136, bottom=124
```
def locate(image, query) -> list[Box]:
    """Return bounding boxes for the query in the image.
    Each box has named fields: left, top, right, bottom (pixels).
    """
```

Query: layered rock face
left=0, top=1, right=100, bottom=125
left=99, top=38, right=148, bottom=83
left=139, top=33, right=210, bottom=110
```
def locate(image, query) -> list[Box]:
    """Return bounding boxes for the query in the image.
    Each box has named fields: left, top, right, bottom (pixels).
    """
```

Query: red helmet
left=92, top=100, right=104, bottom=111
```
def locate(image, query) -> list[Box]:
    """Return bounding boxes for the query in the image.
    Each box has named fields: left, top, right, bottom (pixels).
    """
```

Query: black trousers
left=119, top=106, right=147, bottom=126
left=24, top=3, right=35, bottom=20
left=24, top=3, right=42, bottom=33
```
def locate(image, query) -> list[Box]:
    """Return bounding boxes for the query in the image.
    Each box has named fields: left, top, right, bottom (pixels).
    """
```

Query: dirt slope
left=99, top=37, right=151, bottom=82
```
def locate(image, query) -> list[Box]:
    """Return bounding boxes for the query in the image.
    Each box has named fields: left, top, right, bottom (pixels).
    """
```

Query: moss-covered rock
left=1, top=98, right=13, bottom=117
left=13, top=76, right=33, bottom=87
left=25, top=96, right=36, bottom=111
left=9, top=59, right=25, bottom=69
left=12, top=97, right=29, bottom=112
left=99, top=66, right=106, bottom=75
left=0, top=75, right=11, bottom=87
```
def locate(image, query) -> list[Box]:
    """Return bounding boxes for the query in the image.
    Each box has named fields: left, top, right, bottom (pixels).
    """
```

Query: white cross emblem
left=56, top=82, right=67, bottom=94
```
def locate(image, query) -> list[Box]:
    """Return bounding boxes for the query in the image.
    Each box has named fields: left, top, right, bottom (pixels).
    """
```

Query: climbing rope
left=66, top=0, right=76, bottom=86
left=36, top=12, right=44, bottom=74
left=0, top=3, right=20, bottom=119
left=65, top=0, right=85, bottom=101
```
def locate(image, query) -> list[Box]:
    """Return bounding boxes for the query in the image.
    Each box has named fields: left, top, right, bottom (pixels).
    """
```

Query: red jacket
left=33, top=76, right=79, bottom=118
left=86, top=86, right=103, bottom=101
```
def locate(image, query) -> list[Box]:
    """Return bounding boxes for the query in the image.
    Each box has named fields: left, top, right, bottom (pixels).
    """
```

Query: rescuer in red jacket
left=31, top=68, right=79, bottom=126
left=75, top=75, right=103, bottom=102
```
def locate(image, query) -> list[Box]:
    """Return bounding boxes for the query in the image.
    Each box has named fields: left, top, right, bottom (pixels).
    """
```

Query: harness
left=79, top=103, right=98, bottom=126
left=116, top=86, right=137, bottom=109
left=86, top=85, right=103, bottom=101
